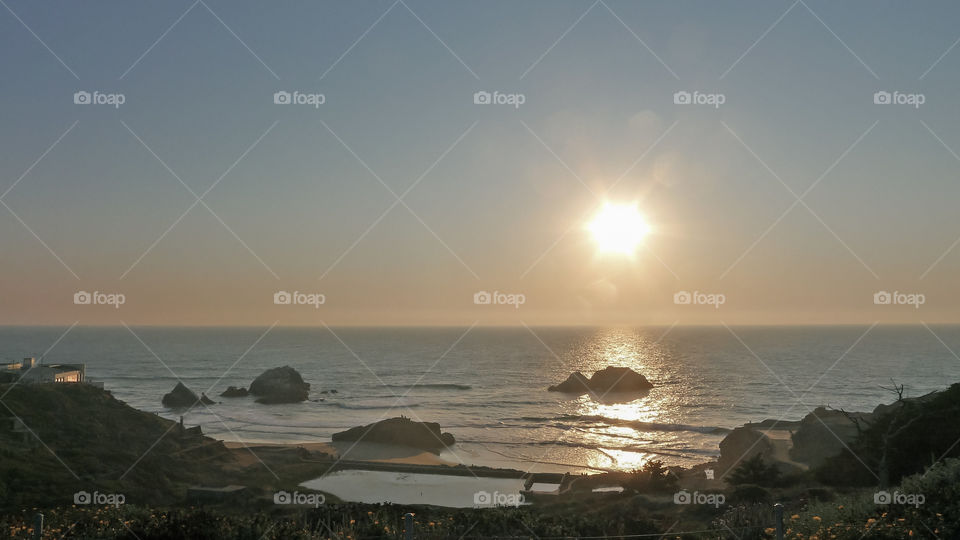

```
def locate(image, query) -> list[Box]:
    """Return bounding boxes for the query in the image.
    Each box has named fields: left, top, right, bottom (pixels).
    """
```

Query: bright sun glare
left=587, top=203, right=650, bottom=255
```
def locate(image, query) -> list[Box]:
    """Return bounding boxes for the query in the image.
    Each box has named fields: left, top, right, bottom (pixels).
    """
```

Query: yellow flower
left=813, top=516, right=822, bottom=522
left=791, top=514, right=800, bottom=520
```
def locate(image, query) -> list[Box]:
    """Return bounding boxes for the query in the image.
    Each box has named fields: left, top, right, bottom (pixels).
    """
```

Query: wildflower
left=813, top=516, right=822, bottom=522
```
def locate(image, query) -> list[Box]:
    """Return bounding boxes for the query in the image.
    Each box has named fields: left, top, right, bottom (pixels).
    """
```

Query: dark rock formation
left=788, top=407, right=866, bottom=467
left=162, top=382, right=214, bottom=408
left=219, top=386, right=248, bottom=398
left=548, top=372, right=590, bottom=393
left=717, top=426, right=774, bottom=474
left=548, top=366, right=653, bottom=395
left=332, top=417, right=456, bottom=452
left=249, top=366, right=310, bottom=404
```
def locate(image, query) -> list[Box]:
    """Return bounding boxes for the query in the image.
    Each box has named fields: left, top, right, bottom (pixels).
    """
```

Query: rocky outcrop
left=162, top=382, right=214, bottom=408
left=548, top=367, right=653, bottom=395
left=548, top=372, right=590, bottom=393
left=219, top=386, right=248, bottom=398
left=249, top=366, right=309, bottom=404
left=717, top=426, right=775, bottom=474
left=788, top=407, right=866, bottom=467
left=332, top=417, right=456, bottom=452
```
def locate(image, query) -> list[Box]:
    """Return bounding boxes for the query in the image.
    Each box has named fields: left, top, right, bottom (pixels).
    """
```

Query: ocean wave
left=511, top=415, right=730, bottom=435
left=467, top=439, right=713, bottom=460
left=381, top=383, right=472, bottom=391
left=323, top=402, right=422, bottom=410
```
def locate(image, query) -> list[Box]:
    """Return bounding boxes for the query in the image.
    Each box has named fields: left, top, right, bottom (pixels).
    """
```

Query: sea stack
left=332, top=417, right=456, bottom=452
left=249, top=366, right=310, bottom=404
left=548, top=366, right=653, bottom=395
left=161, top=382, right=215, bottom=408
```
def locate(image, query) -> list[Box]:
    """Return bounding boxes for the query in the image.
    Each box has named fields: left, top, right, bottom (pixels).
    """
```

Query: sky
left=2, top=0, right=960, bottom=326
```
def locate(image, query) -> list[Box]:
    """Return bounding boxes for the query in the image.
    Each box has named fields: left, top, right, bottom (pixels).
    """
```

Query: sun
left=587, top=203, right=651, bottom=255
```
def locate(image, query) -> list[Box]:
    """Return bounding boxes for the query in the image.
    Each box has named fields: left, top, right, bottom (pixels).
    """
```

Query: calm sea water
left=3, top=325, right=958, bottom=472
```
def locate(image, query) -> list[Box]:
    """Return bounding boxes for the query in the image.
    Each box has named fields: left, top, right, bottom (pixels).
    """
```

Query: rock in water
left=162, top=382, right=214, bottom=408
left=332, top=417, right=456, bottom=452
left=249, top=366, right=309, bottom=404
left=547, top=371, right=590, bottom=393
left=548, top=366, right=653, bottom=395
left=220, top=386, right=248, bottom=398
left=588, top=366, right=653, bottom=393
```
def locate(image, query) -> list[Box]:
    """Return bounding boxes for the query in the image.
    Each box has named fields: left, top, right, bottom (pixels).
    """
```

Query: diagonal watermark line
left=522, top=321, right=677, bottom=405
left=0, top=199, right=80, bottom=279
left=120, top=120, right=279, bottom=279
left=519, top=207, right=591, bottom=280
left=318, top=120, right=480, bottom=280
left=520, top=0, right=600, bottom=80
left=719, top=120, right=878, bottom=280
left=598, top=0, right=679, bottom=80
left=721, top=323, right=881, bottom=482
left=720, top=0, right=800, bottom=80
left=799, top=0, right=879, bottom=80
left=0, top=120, right=78, bottom=201
left=0, top=120, right=81, bottom=280
left=119, top=322, right=281, bottom=480
left=521, top=120, right=598, bottom=199
left=519, top=118, right=680, bottom=280
left=610, top=119, right=679, bottom=190
left=204, top=321, right=278, bottom=394
left=0, top=401, right=80, bottom=479
left=0, top=321, right=79, bottom=401
left=399, top=0, right=480, bottom=80
left=920, top=321, right=960, bottom=476
left=920, top=35, right=960, bottom=80
left=918, top=120, right=960, bottom=279
left=319, top=0, right=400, bottom=81
left=317, top=322, right=483, bottom=482
left=199, top=0, right=280, bottom=80
left=119, top=0, right=200, bottom=80
left=199, top=402, right=280, bottom=480
left=0, top=0, right=80, bottom=79
left=119, top=420, right=180, bottom=480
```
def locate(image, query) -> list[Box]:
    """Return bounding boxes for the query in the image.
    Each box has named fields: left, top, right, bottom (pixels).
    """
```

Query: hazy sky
left=2, top=1, right=960, bottom=326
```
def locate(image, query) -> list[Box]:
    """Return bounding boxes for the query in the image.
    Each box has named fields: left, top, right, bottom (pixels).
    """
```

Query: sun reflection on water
left=571, top=327, right=675, bottom=471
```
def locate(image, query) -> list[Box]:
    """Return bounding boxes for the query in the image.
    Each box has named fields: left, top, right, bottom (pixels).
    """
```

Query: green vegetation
left=728, top=454, right=781, bottom=487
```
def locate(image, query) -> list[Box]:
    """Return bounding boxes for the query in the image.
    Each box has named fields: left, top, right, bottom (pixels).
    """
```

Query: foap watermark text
left=274, top=490, right=325, bottom=507
left=674, top=90, right=725, bottom=108
left=874, top=290, right=924, bottom=309
left=74, top=291, right=125, bottom=309
left=474, top=290, right=525, bottom=309
left=474, top=91, right=525, bottom=109
left=873, top=91, right=924, bottom=108
left=674, top=490, right=724, bottom=508
left=474, top=490, right=524, bottom=507
left=74, top=490, right=125, bottom=508
left=74, top=91, right=125, bottom=108
left=674, top=290, right=725, bottom=309
left=274, top=90, right=325, bottom=108
left=874, top=490, right=924, bottom=508
left=274, top=291, right=325, bottom=308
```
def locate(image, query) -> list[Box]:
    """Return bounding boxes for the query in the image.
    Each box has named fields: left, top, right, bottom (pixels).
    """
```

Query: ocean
left=3, top=325, right=957, bottom=473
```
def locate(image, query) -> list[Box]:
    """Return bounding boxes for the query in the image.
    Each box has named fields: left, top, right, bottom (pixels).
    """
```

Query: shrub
left=729, top=484, right=771, bottom=504
left=728, top=454, right=781, bottom=487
